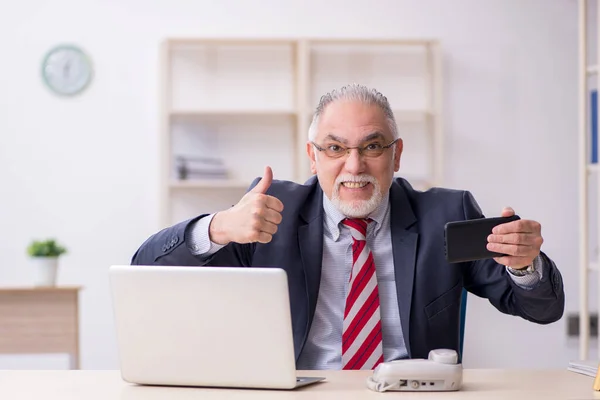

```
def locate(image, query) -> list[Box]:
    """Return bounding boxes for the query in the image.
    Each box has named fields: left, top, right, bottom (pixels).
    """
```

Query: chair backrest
left=459, top=289, right=468, bottom=360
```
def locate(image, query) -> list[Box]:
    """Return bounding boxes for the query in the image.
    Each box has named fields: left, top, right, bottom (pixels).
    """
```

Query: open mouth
left=341, top=182, right=370, bottom=189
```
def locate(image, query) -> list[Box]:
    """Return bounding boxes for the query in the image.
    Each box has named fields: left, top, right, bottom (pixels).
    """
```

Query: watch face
left=42, top=45, right=93, bottom=96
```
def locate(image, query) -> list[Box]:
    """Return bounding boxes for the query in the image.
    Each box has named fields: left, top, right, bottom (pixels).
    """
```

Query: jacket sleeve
left=130, top=215, right=254, bottom=267
left=460, top=191, right=565, bottom=324
left=131, top=178, right=265, bottom=268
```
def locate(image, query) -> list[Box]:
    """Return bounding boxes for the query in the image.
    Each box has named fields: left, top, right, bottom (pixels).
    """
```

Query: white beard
left=330, top=174, right=383, bottom=218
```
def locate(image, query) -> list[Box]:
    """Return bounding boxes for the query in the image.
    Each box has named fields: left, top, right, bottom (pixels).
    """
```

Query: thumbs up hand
left=250, top=165, right=275, bottom=195
left=209, top=166, right=285, bottom=245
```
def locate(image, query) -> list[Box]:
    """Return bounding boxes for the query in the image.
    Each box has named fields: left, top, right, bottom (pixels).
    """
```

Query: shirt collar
left=322, top=190, right=390, bottom=241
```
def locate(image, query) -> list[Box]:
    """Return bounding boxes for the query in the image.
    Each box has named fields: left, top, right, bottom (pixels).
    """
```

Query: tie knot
left=342, top=218, right=369, bottom=240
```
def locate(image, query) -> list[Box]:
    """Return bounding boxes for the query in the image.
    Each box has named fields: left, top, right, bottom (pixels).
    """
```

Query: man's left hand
left=486, top=207, right=543, bottom=269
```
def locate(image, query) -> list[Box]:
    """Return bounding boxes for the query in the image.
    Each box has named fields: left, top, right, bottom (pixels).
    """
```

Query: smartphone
left=444, top=215, right=520, bottom=263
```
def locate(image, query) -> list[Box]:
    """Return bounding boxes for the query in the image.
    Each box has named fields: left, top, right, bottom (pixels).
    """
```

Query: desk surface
left=0, top=369, right=598, bottom=400
left=0, top=286, right=82, bottom=293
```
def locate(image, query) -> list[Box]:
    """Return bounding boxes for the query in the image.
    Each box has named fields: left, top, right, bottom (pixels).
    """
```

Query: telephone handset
left=366, top=349, right=463, bottom=392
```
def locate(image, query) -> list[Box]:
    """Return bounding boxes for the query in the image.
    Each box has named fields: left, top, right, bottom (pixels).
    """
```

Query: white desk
left=0, top=369, right=597, bottom=399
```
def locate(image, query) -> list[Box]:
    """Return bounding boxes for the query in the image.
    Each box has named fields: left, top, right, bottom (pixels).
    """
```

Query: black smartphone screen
left=444, top=215, right=521, bottom=263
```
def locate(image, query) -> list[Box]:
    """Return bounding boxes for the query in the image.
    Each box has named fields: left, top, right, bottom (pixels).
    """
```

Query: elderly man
left=131, top=84, right=564, bottom=371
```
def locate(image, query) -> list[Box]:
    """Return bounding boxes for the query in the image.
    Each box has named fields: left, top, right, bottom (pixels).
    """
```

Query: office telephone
left=366, top=349, right=463, bottom=392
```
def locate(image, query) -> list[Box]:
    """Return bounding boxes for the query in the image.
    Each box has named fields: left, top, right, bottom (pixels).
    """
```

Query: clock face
left=42, top=45, right=93, bottom=96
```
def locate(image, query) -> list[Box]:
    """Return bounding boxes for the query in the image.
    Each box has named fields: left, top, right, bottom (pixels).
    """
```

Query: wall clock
left=41, top=45, right=93, bottom=96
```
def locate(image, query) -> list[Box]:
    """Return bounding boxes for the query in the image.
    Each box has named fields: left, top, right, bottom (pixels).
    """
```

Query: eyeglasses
left=311, top=139, right=399, bottom=159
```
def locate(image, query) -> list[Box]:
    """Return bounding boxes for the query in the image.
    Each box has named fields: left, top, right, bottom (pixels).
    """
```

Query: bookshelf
left=578, top=0, right=600, bottom=361
left=159, top=38, right=443, bottom=228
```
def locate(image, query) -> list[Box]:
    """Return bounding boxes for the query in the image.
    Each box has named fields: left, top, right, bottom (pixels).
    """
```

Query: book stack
left=175, top=156, right=228, bottom=180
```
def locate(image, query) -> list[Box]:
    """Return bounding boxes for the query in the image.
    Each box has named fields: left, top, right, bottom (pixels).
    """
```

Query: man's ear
left=394, top=138, right=403, bottom=172
left=307, top=141, right=317, bottom=174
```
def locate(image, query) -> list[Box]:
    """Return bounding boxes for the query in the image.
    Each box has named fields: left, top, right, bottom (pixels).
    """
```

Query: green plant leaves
left=27, top=239, right=67, bottom=257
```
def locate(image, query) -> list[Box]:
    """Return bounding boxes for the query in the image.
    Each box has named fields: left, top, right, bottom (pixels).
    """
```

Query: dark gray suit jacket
left=131, top=176, right=565, bottom=362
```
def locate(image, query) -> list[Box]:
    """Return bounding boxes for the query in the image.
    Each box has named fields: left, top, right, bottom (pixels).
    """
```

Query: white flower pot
left=30, top=256, right=59, bottom=286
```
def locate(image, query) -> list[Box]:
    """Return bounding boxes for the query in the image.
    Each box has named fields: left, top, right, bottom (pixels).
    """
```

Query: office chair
left=459, top=288, right=468, bottom=358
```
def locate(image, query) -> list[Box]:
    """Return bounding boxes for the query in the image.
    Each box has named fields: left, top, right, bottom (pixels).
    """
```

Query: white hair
left=307, top=83, right=399, bottom=141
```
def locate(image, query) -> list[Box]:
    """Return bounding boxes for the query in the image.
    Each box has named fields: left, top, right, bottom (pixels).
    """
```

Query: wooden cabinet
left=0, top=287, right=81, bottom=369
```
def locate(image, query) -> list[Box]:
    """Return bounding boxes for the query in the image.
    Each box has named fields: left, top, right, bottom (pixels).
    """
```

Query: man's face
left=307, top=100, right=403, bottom=218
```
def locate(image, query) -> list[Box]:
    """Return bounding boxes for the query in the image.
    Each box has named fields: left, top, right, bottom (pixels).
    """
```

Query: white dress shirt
left=296, top=192, right=407, bottom=369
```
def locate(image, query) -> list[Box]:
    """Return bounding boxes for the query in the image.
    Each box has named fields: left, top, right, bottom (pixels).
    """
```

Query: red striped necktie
left=341, top=218, right=384, bottom=370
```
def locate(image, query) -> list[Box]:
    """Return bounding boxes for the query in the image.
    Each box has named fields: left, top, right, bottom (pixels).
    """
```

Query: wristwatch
left=507, top=264, right=535, bottom=276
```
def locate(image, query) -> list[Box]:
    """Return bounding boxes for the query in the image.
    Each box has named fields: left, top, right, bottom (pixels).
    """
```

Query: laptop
left=109, top=265, right=325, bottom=389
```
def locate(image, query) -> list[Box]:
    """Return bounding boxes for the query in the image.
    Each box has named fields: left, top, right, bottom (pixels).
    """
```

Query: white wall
left=0, top=0, right=580, bottom=369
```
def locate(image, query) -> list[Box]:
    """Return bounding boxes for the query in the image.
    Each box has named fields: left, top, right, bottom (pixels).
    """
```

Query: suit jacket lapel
left=297, top=178, right=324, bottom=359
left=389, top=180, right=418, bottom=357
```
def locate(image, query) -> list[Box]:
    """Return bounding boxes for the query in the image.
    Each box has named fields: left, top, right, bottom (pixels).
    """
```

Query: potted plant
left=27, top=239, right=67, bottom=286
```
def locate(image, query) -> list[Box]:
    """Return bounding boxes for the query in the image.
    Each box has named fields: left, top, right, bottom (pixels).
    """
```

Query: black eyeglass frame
left=311, top=138, right=399, bottom=159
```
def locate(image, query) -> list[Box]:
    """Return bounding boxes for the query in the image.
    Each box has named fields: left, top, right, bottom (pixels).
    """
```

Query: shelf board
left=170, top=109, right=431, bottom=121
left=170, top=180, right=250, bottom=189
left=170, top=110, right=297, bottom=118
left=589, top=263, right=599, bottom=272
left=308, top=38, right=437, bottom=46
left=167, top=38, right=297, bottom=46
left=166, top=37, right=435, bottom=46
left=587, top=65, right=598, bottom=75
left=588, top=164, right=599, bottom=173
